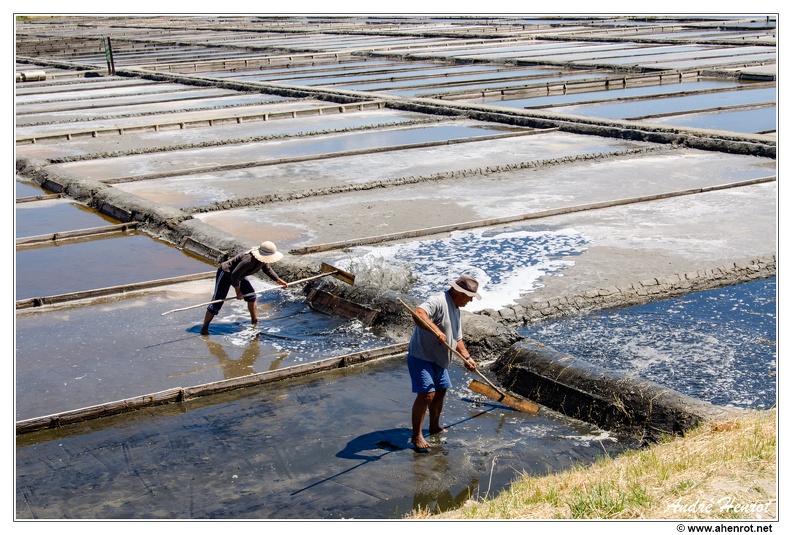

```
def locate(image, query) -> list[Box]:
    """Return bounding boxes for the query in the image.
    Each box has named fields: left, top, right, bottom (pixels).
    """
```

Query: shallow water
left=275, top=64, right=505, bottom=87
left=116, top=129, right=645, bottom=209
left=549, top=87, right=775, bottom=120
left=15, top=108, right=429, bottom=161
left=648, top=105, right=776, bottom=134
left=639, top=52, right=777, bottom=71
left=15, top=356, right=639, bottom=519
left=519, top=277, right=777, bottom=409
left=15, top=180, right=48, bottom=199
left=396, top=72, right=606, bottom=98
left=462, top=80, right=743, bottom=108
left=15, top=93, right=287, bottom=125
left=15, top=198, right=118, bottom=237
left=15, top=99, right=323, bottom=139
left=15, top=233, right=211, bottom=300
left=15, top=286, right=392, bottom=420
left=51, top=122, right=531, bottom=181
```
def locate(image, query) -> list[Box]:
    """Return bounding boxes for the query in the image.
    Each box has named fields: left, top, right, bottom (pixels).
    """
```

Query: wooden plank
left=468, top=379, right=540, bottom=414
left=16, top=388, right=185, bottom=434
left=16, top=222, right=139, bottom=248
left=305, top=288, right=379, bottom=326
left=16, top=271, right=216, bottom=310
left=16, top=193, right=63, bottom=203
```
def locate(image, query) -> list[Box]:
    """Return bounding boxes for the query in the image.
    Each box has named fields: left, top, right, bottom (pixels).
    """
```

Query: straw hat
left=250, top=241, right=283, bottom=263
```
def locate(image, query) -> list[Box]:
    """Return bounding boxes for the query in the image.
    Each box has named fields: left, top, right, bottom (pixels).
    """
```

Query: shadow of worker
left=290, top=428, right=409, bottom=496
left=336, top=428, right=412, bottom=461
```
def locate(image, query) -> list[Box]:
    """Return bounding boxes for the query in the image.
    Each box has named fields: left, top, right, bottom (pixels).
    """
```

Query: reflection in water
left=412, top=472, right=479, bottom=515
left=409, top=444, right=481, bottom=515
left=224, top=295, right=395, bottom=362
left=204, top=336, right=289, bottom=379
left=407, top=409, right=497, bottom=515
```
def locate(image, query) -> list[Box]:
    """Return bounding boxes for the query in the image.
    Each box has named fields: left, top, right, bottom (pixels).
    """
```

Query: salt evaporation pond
left=15, top=233, right=211, bottom=300
left=334, top=227, right=590, bottom=313
left=15, top=288, right=393, bottom=421
left=648, top=106, right=776, bottom=134
left=15, top=180, right=47, bottom=199
left=549, top=87, right=775, bottom=120
left=519, top=277, right=777, bottom=409
left=464, top=79, right=744, bottom=108
left=15, top=197, right=117, bottom=237
left=325, top=229, right=776, bottom=410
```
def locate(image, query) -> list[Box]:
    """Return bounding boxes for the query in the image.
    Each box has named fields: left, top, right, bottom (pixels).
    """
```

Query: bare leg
left=200, top=310, right=215, bottom=335
left=428, top=389, right=447, bottom=435
left=411, top=392, right=434, bottom=449
left=247, top=300, right=258, bottom=325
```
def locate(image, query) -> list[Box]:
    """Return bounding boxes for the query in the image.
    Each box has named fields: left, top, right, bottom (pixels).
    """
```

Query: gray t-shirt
left=407, top=290, right=461, bottom=369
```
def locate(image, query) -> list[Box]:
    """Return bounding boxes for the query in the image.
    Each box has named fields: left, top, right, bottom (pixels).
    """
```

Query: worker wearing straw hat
left=200, top=241, right=288, bottom=335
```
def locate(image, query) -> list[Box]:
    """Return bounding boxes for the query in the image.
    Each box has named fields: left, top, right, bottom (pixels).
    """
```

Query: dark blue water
left=520, top=278, right=777, bottom=409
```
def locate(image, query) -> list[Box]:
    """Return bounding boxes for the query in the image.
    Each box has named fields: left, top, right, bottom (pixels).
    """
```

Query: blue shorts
left=407, top=353, right=451, bottom=394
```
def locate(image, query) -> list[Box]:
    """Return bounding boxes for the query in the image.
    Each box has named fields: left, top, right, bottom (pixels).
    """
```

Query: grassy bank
left=413, top=408, right=776, bottom=520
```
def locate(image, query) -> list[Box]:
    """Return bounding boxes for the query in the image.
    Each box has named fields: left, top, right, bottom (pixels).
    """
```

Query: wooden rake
left=397, top=298, right=538, bottom=414
left=161, top=262, right=355, bottom=316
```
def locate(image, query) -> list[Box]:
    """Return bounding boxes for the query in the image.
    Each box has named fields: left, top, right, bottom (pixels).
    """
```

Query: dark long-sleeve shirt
left=220, top=251, right=280, bottom=288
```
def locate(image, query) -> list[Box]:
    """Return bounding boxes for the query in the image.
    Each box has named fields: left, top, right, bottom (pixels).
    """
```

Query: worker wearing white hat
left=200, top=241, right=288, bottom=335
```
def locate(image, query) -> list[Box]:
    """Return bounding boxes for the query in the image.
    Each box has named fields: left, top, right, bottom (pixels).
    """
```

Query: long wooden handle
left=161, top=271, right=338, bottom=316
left=396, top=298, right=505, bottom=395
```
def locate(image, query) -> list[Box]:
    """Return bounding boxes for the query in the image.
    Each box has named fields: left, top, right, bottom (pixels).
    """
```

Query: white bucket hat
left=250, top=241, right=283, bottom=263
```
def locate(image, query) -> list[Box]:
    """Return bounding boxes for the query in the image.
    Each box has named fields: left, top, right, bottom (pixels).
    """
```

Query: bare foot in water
left=429, top=427, right=447, bottom=435
left=411, top=435, right=430, bottom=450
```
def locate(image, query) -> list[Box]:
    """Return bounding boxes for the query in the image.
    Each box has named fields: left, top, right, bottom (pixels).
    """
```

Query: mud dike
left=15, top=15, right=776, bottom=519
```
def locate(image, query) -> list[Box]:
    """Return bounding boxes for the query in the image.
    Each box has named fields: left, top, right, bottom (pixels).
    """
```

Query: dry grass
left=413, top=408, right=776, bottom=520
